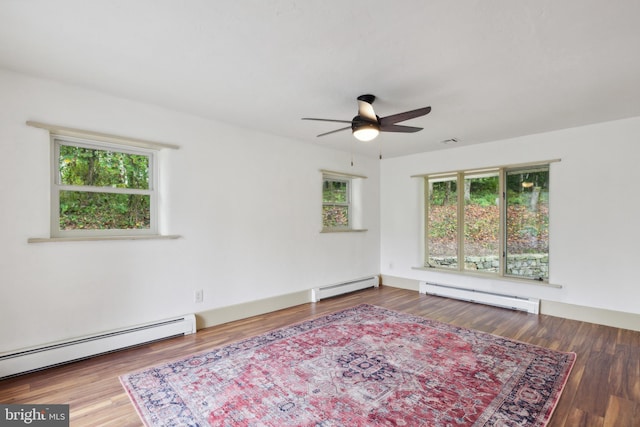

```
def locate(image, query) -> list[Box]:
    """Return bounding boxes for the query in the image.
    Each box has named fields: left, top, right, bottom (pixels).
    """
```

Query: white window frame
left=51, top=135, right=159, bottom=238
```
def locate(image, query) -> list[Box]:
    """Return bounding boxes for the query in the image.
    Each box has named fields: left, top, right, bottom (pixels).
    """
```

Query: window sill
left=320, top=228, right=368, bottom=233
left=411, top=266, right=562, bottom=289
left=28, top=235, right=182, bottom=243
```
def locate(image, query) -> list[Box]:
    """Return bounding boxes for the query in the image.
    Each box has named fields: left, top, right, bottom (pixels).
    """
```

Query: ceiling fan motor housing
left=351, top=115, right=380, bottom=130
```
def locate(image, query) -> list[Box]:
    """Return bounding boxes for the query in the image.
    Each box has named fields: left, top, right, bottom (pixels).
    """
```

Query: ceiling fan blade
left=302, top=118, right=352, bottom=124
left=380, top=124, right=423, bottom=133
left=317, top=126, right=351, bottom=137
left=379, top=106, right=431, bottom=126
left=357, top=100, right=377, bottom=122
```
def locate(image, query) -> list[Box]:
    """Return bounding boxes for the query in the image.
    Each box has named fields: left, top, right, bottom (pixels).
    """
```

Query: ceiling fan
left=302, top=94, right=431, bottom=142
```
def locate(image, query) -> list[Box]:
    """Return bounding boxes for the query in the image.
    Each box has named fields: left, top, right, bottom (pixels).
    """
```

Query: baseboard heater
left=419, top=282, right=539, bottom=314
left=311, top=276, right=379, bottom=302
left=0, top=314, right=196, bottom=379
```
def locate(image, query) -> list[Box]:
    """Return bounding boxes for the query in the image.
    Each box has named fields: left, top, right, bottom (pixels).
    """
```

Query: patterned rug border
left=120, top=303, right=576, bottom=426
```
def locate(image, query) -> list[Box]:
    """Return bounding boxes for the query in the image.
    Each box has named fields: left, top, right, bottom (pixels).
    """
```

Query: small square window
left=52, top=136, right=158, bottom=237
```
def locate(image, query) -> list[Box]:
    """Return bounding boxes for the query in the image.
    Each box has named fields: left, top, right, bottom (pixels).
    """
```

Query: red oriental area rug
left=120, top=304, right=575, bottom=426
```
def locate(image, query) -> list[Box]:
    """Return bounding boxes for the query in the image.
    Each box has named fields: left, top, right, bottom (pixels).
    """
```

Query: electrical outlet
left=194, top=289, right=204, bottom=303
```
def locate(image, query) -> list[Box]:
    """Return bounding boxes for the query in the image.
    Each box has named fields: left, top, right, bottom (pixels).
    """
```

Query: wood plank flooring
left=1, top=286, right=638, bottom=426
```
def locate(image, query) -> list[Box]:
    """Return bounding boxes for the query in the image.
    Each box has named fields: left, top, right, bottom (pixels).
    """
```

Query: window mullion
left=499, top=168, right=506, bottom=277
left=56, top=184, right=152, bottom=196
left=423, top=177, right=430, bottom=267
left=51, top=140, right=61, bottom=235
left=457, top=172, right=465, bottom=272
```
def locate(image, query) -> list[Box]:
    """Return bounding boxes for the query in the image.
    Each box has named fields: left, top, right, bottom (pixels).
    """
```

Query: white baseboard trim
left=196, top=276, right=640, bottom=333
left=195, top=290, right=310, bottom=330
left=540, top=300, right=640, bottom=332
left=382, top=275, right=640, bottom=332
left=380, top=275, right=420, bottom=291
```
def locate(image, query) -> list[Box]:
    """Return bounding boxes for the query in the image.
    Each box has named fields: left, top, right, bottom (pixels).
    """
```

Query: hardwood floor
left=1, top=285, right=638, bottom=426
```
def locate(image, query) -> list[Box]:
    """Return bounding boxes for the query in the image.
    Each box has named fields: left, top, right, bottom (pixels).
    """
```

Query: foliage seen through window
left=322, top=178, right=350, bottom=229
left=56, top=142, right=153, bottom=232
left=425, top=165, right=550, bottom=280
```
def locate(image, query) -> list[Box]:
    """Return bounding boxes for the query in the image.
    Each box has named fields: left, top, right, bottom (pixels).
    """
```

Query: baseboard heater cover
left=311, top=276, right=379, bottom=302
left=419, top=282, right=539, bottom=314
left=0, top=314, right=196, bottom=379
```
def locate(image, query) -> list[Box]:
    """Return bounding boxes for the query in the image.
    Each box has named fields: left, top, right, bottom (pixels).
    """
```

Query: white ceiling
left=1, top=0, right=639, bottom=158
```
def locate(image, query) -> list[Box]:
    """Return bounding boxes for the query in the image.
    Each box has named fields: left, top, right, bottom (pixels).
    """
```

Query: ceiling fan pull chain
left=351, top=139, right=354, bottom=166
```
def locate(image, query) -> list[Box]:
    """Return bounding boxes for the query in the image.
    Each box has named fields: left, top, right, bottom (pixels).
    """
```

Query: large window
left=424, top=164, right=550, bottom=281
left=52, top=136, right=158, bottom=237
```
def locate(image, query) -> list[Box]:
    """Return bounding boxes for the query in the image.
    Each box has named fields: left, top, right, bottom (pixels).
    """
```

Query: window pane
left=59, top=191, right=150, bottom=230
left=426, top=176, right=458, bottom=268
left=322, top=205, right=349, bottom=228
left=59, top=145, right=149, bottom=189
left=506, top=167, right=549, bottom=279
left=464, top=172, right=500, bottom=272
left=322, top=179, right=349, bottom=203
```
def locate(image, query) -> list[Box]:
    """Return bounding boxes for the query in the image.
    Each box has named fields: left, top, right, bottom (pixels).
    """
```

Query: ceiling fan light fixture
left=352, top=122, right=380, bottom=142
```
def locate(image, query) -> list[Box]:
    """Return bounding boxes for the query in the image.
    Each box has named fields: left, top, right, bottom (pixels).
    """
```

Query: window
left=426, top=175, right=458, bottom=267
left=52, top=136, right=158, bottom=237
left=464, top=171, right=500, bottom=272
left=322, top=176, right=351, bottom=230
left=505, top=166, right=549, bottom=279
left=320, top=170, right=367, bottom=232
left=424, top=163, right=550, bottom=281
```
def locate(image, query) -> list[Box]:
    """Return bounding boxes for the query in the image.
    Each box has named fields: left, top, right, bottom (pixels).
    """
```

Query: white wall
left=0, top=70, right=380, bottom=353
left=381, top=117, right=640, bottom=315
